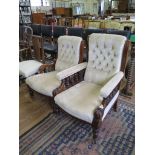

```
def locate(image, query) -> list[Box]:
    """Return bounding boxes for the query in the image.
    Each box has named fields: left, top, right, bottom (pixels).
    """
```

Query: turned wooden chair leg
left=51, top=98, right=61, bottom=113
left=92, top=107, right=104, bottom=143
left=113, top=100, right=118, bottom=112
left=92, top=126, right=100, bottom=144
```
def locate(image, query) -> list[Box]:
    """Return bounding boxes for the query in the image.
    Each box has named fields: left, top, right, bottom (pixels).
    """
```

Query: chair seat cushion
left=55, top=81, right=102, bottom=123
left=19, top=60, right=42, bottom=78
left=26, top=71, right=60, bottom=96
left=55, top=81, right=119, bottom=123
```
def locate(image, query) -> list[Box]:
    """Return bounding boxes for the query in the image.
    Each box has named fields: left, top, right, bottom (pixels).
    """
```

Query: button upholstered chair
left=53, top=33, right=130, bottom=142
left=26, top=36, right=84, bottom=101
left=19, top=35, right=45, bottom=79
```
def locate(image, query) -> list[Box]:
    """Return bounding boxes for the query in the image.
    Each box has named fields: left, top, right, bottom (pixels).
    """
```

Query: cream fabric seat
left=55, top=81, right=102, bottom=123
left=55, top=81, right=119, bottom=123
left=19, top=60, right=42, bottom=78
left=26, top=71, right=60, bottom=96
left=54, top=34, right=127, bottom=131
left=26, top=35, right=83, bottom=97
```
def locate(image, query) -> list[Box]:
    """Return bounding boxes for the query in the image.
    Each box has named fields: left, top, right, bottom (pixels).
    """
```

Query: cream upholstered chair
left=26, top=36, right=84, bottom=99
left=19, top=35, right=44, bottom=79
left=53, top=33, right=130, bottom=142
left=120, top=21, right=135, bottom=33
left=104, top=20, right=121, bottom=30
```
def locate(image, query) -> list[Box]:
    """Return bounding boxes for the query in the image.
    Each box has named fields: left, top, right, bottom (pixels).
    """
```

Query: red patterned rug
left=19, top=100, right=135, bottom=155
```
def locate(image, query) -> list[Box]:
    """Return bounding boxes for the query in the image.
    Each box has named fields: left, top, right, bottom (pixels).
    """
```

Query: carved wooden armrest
left=53, top=68, right=86, bottom=97
left=98, top=71, right=124, bottom=109
left=39, top=62, right=56, bottom=73
left=19, top=47, right=30, bottom=53
left=56, top=62, right=87, bottom=80
left=100, top=72, right=124, bottom=98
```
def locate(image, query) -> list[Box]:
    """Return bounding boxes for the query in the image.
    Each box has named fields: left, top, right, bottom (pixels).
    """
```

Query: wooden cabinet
left=54, top=7, right=72, bottom=17
left=32, top=13, right=46, bottom=24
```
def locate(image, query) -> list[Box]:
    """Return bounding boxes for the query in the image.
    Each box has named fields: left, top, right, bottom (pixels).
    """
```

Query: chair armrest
left=56, top=62, right=87, bottom=81
left=39, top=62, right=56, bottom=73
left=100, top=72, right=124, bottom=98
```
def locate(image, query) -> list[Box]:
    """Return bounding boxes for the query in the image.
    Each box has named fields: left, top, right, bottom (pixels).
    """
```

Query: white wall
left=31, top=0, right=99, bottom=15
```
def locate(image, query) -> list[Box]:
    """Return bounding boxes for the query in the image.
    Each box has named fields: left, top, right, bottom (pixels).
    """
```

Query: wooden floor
left=19, top=84, right=52, bottom=136
left=19, top=83, right=135, bottom=136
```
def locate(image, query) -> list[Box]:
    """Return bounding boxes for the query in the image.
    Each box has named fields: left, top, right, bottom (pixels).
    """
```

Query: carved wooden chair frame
left=52, top=39, right=131, bottom=142
left=27, top=40, right=85, bottom=105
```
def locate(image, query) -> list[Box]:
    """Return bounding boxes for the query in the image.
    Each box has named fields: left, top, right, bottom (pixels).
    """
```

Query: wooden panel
left=55, top=7, right=65, bottom=15
left=55, top=7, right=72, bottom=17
left=32, top=13, right=46, bottom=24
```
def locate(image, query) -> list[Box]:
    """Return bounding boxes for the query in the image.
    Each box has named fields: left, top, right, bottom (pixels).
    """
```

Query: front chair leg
left=92, top=108, right=104, bottom=143
left=51, top=98, right=61, bottom=113
left=113, top=99, right=118, bottom=112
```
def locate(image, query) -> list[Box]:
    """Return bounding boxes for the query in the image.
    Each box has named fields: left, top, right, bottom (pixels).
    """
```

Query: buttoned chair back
left=55, top=36, right=83, bottom=71
left=84, top=33, right=127, bottom=85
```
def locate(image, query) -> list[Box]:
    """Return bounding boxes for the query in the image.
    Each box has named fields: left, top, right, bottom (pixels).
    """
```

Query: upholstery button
left=104, top=57, right=106, bottom=60
left=112, top=45, right=115, bottom=50
left=111, top=58, right=114, bottom=62
left=108, top=52, right=110, bottom=56
left=113, top=65, right=115, bottom=69
left=106, top=63, right=109, bottom=67
left=114, top=53, right=117, bottom=57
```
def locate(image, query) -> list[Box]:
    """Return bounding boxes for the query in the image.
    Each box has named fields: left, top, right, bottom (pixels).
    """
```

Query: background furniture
left=32, top=13, right=46, bottom=24
left=19, top=35, right=45, bottom=79
left=53, top=33, right=130, bottom=142
left=19, top=0, right=32, bottom=25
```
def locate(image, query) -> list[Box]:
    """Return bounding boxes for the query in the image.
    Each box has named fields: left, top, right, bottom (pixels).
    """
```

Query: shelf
left=19, top=0, right=32, bottom=25
left=19, top=5, right=31, bottom=7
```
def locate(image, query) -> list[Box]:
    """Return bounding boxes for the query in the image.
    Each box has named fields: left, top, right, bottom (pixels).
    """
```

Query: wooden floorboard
left=19, top=83, right=52, bottom=136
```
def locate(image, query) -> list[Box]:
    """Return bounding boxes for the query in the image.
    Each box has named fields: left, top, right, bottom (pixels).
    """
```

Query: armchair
left=26, top=36, right=84, bottom=100
left=19, top=35, right=44, bottom=79
left=53, top=33, right=130, bottom=142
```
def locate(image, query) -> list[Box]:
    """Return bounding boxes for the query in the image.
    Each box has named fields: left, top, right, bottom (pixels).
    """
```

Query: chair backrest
left=41, top=25, right=52, bottom=37
left=32, top=35, right=44, bottom=63
left=55, top=36, right=83, bottom=71
left=67, top=27, right=83, bottom=37
left=82, top=28, right=107, bottom=46
left=84, top=33, right=127, bottom=85
left=120, top=21, right=135, bottom=33
left=23, top=26, right=33, bottom=45
left=106, top=29, right=131, bottom=39
left=31, top=24, right=41, bottom=36
left=88, top=21, right=101, bottom=29
left=53, top=26, right=66, bottom=38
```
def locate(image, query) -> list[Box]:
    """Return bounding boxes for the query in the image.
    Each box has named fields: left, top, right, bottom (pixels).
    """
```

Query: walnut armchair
left=53, top=33, right=130, bottom=142
left=26, top=36, right=84, bottom=100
